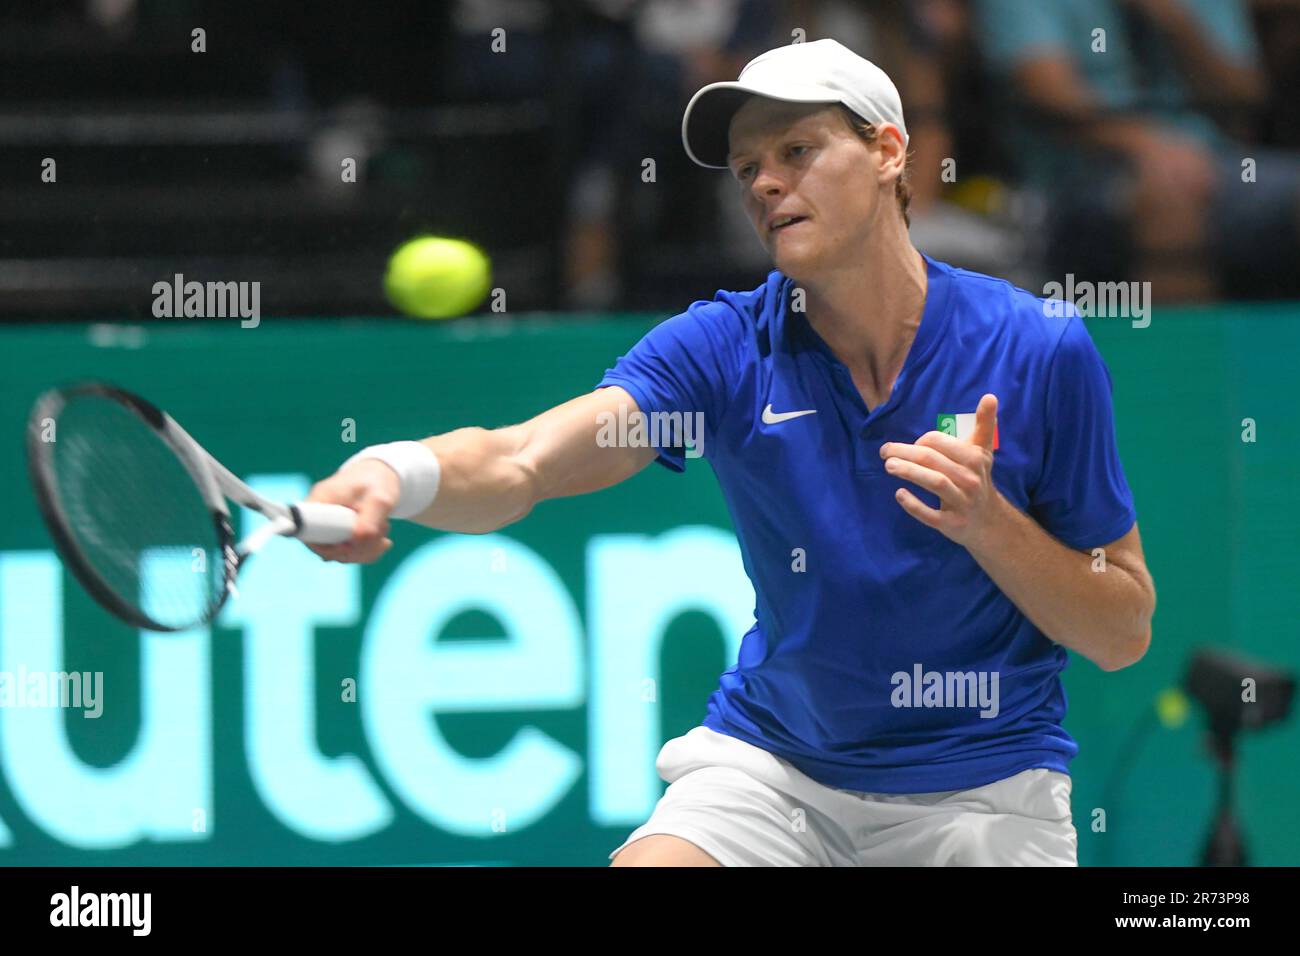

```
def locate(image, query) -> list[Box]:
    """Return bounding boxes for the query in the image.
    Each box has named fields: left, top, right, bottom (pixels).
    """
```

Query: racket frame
left=27, top=381, right=335, bottom=632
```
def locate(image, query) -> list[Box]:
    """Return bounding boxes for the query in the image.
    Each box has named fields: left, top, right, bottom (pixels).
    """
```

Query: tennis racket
left=25, top=380, right=357, bottom=632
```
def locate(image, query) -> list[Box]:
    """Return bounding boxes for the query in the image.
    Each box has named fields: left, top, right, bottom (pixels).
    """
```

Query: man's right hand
left=302, top=459, right=401, bottom=564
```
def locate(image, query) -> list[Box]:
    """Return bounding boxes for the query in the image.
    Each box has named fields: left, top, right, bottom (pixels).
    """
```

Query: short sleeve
left=972, top=0, right=1072, bottom=71
left=595, top=301, right=744, bottom=472
left=1028, top=313, right=1137, bottom=549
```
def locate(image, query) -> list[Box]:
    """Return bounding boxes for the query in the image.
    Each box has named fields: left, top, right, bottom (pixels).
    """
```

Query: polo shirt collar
left=781, top=253, right=955, bottom=381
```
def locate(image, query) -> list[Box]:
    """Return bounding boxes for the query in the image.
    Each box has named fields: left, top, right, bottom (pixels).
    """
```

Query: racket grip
left=290, top=502, right=357, bottom=545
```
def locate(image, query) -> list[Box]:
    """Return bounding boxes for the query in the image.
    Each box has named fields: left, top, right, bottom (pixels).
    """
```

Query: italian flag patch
left=937, top=412, right=999, bottom=449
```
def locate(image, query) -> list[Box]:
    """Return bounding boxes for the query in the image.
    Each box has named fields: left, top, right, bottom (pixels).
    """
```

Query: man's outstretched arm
left=304, top=385, right=656, bottom=562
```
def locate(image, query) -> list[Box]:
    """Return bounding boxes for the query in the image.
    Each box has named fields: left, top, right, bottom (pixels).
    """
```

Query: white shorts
left=609, top=726, right=1077, bottom=866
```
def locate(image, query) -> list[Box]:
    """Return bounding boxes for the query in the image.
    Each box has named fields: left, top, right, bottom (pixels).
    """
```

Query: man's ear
left=877, top=124, right=908, bottom=185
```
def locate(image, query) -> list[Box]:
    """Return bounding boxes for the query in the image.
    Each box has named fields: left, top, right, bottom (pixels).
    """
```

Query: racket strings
left=48, top=395, right=226, bottom=629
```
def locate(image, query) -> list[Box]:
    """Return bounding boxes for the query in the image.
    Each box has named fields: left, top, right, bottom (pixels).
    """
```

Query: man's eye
left=789, top=145, right=809, bottom=157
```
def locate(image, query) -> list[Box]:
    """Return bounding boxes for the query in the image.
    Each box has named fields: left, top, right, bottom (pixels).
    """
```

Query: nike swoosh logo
left=762, top=404, right=818, bottom=424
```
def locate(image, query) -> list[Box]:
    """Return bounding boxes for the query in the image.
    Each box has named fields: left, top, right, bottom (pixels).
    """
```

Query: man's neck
left=800, top=240, right=928, bottom=385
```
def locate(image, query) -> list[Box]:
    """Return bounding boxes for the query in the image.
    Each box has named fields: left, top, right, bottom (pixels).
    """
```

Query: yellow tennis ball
left=1155, top=687, right=1190, bottom=729
left=383, top=236, right=491, bottom=319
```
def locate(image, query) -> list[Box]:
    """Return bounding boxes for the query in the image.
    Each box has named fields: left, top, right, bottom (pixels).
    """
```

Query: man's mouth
left=769, top=215, right=808, bottom=233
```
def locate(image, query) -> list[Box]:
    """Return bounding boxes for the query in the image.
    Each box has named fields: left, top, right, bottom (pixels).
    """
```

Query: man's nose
left=750, top=165, right=787, bottom=199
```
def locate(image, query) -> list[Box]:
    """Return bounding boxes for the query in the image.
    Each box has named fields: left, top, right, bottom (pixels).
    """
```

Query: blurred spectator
left=560, top=0, right=779, bottom=309
left=445, top=0, right=551, bottom=103
left=973, top=0, right=1300, bottom=302
left=446, top=0, right=771, bottom=310
left=5, top=0, right=1296, bottom=318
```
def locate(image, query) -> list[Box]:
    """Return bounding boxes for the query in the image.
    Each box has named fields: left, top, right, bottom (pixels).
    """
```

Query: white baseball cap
left=681, top=38, right=908, bottom=169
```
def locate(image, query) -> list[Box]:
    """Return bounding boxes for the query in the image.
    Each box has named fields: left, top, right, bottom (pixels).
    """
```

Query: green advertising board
left=1, top=305, right=1297, bottom=866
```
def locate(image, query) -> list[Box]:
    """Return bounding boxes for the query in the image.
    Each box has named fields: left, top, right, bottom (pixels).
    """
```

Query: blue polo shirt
left=595, top=253, right=1136, bottom=793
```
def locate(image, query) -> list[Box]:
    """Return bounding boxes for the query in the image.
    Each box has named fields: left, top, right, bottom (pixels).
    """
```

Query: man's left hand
left=880, top=393, right=1005, bottom=550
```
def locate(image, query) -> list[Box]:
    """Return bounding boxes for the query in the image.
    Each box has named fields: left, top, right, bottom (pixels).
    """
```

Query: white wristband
left=342, top=441, right=441, bottom=520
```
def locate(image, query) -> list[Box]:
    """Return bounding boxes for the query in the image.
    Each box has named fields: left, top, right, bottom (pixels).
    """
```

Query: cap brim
left=681, top=80, right=842, bottom=169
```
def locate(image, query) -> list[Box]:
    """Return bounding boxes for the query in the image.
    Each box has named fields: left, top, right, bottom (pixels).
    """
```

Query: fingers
left=302, top=463, right=399, bottom=565
left=881, top=395, right=997, bottom=517
left=894, top=487, right=943, bottom=529
left=352, top=490, right=393, bottom=545
left=309, top=538, right=392, bottom=564
left=970, top=393, right=998, bottom=451
left=882, top=435, right=980, bottom=478
left=884, top=456, right=962, bottom=503
left=303, top=473, right=360, bottom=507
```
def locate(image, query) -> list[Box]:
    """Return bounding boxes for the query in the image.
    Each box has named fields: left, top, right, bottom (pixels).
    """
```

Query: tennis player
left=305, top=38, right=1155, bottom=866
